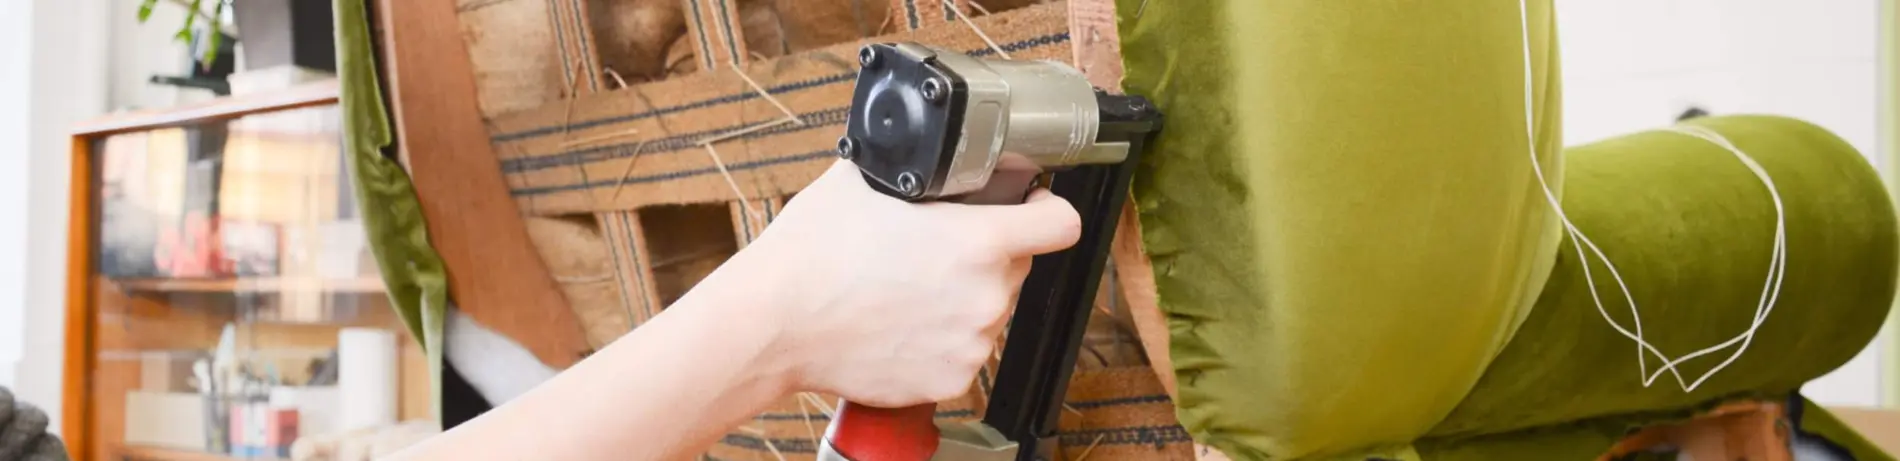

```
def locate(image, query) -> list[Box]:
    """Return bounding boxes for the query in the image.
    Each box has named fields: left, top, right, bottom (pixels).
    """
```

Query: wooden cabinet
left=63, top=81, right=432, bottom=461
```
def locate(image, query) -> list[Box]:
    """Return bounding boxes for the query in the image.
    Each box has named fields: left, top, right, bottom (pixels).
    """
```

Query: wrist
left=720, top=235, right=833, bottom=392
left=673, top=243, right=809, bottom=398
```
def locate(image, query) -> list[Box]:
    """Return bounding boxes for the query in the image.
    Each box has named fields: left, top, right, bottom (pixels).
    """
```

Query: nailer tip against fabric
left=821, top=42, right=1163, bottom=461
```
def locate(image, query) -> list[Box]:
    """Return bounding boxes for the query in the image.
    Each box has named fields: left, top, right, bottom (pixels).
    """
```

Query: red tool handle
left=825, top=402, right=939, bottom=461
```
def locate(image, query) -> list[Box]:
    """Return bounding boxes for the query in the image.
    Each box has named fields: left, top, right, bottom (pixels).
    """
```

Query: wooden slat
left=1111, top=203, right=1173, bottom=398
left=118, top=444, right=287, bottom=461
left=63, top=135, right=97, bottom=461
left=113, top=277, right=387, bottom=294
left=94, top=359, right=141, bottom=461
left=488, top=1, right=1074, bottom=215
left=72, top=81, right=339, bottom=137
left=1068, top=0, right=1174, bottom=399
left=456, top=0, right=567, bottom=119
left=377, top=0, right=590, bottom=368
left=1067, top=0, right=1124, bottom=91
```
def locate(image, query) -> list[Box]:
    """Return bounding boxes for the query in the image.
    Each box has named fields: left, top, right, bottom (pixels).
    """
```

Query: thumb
left=979, top=188, right=1081, bottom=257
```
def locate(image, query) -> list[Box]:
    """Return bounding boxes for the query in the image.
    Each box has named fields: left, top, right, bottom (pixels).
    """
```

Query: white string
left=1646, top=125, right=1789, bottom=391
left=1514, top=0, right=1788, bottom=392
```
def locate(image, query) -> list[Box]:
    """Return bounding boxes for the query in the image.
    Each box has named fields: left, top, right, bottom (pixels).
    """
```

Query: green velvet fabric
left=1430, top=115, right=1896, bottom=439
left=335, top=0, right=450, bottom=417
left=1797, top=397, right=1895, bottom=461
left=1117, top=0, right=1565, bottom=458
left=1117, top=1, right=1897, bottom=459
left=1415, top=116, right=1896, bottom=460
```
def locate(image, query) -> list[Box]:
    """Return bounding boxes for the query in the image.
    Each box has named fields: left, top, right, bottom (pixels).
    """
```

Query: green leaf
left=174, top=0, right=202, bottom=43
left=200, top=0, right=227, bottom=70
left=136, top=0, right=159, bottom=22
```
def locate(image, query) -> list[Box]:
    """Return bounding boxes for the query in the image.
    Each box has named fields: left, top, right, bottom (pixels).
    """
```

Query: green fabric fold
left=1117, top=1, right=1564, bottom=458
left=1797, top=397, right=1895, bottom=461
left=1118, top=1, right=1897, bottom=459
left=334, top=0, right=451, bottom=421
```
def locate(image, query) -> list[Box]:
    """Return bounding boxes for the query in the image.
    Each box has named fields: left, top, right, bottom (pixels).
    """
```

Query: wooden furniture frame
left=62, top=80, right=342, bottom=461
left=62, top=79, right=431, bottom=461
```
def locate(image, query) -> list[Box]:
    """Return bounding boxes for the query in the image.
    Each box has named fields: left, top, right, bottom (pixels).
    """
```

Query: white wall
left=0, top=0, right=37, bottom=394
left=109, top=0, right=216, bottom=111
left=1, top=0, right=248, bottom=430
left=1, top=0, right=112, bottom=431
left=1556, top=0, right=1888, bottom=407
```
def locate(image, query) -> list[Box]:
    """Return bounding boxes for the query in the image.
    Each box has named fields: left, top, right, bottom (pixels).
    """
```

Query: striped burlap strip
left=731, top=197, right=786, bottom=248
left=891, top=0, right=971, bottom=31
left=596, top=210, right=666, bottom=328
left=486, top=1, right=1071, bottom=216
left=547, top=0, right=603, bottom=93
left=683, top=0, right=751, bottom=71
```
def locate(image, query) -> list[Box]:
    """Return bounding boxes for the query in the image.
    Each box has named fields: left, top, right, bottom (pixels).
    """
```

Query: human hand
left=737, top=160, right=1081, bottom=407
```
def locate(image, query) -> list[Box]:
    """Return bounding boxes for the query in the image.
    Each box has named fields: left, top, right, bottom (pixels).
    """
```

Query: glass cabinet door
left=87, top=104, right=429, bottom=461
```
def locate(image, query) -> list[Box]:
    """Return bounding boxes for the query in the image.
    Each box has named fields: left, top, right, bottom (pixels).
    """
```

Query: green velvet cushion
left=1118, top=0, right=1565, bottom=458
left=1415, top=116, right=1896, bottom=460
left=1431, top=115, right=1896, bottom=440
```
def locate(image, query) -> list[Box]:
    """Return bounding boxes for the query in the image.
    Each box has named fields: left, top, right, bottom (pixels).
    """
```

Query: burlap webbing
left=596, top=210, right=667, bottom=328
left=481, top=3, right=1188, bottom=458
left=458, top=0, right=566, bottom=119
left=730, top=198, right=786, bottom=248
left=549, top=0, right=604, bottom=93
left=890, top=0, right=969, bottom=31
left=487, top=1, right=1072, bottom=215
left=683, top=0, right=751, bottom=71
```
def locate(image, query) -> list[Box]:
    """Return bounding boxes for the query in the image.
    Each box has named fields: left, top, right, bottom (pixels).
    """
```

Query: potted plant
left=140, top=0, right=336, bottom=74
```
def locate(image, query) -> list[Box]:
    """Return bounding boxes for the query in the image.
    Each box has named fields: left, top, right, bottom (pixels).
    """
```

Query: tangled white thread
left=1514, top=0, right=1788, bottom=392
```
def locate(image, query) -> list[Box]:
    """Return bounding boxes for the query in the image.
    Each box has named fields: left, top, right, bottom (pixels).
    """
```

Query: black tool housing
left=843, top=43, right=969, bottom=200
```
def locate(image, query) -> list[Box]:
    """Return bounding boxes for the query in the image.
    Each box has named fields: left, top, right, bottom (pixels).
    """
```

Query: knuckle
left=1055, top=213, right=1083, bottom=245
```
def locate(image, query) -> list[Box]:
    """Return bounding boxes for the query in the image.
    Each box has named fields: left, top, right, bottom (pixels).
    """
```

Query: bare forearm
left=384, top=160, right=1077, bottom=459
left=392, top=256, right=795, bottom=460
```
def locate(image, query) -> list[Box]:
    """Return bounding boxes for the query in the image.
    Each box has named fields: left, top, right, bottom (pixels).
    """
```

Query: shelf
left=73, top=79, right=339, bottom=137
left=117, top=445, right=286, bottom=461
left=112, top=276, right=385, bottom=294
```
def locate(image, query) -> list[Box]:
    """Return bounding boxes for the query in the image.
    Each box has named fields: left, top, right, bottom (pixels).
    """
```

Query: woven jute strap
left=731, top=198, right=786, bottom=248
left=683, top=0, right=752, bottom=71
left=596, top=210, right=666, bottom=328
left=488, top=2, right=1072, bottom=215
left=547, top=0, right=603, bottom=93
left=890, top=0, right=971, bottom=31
